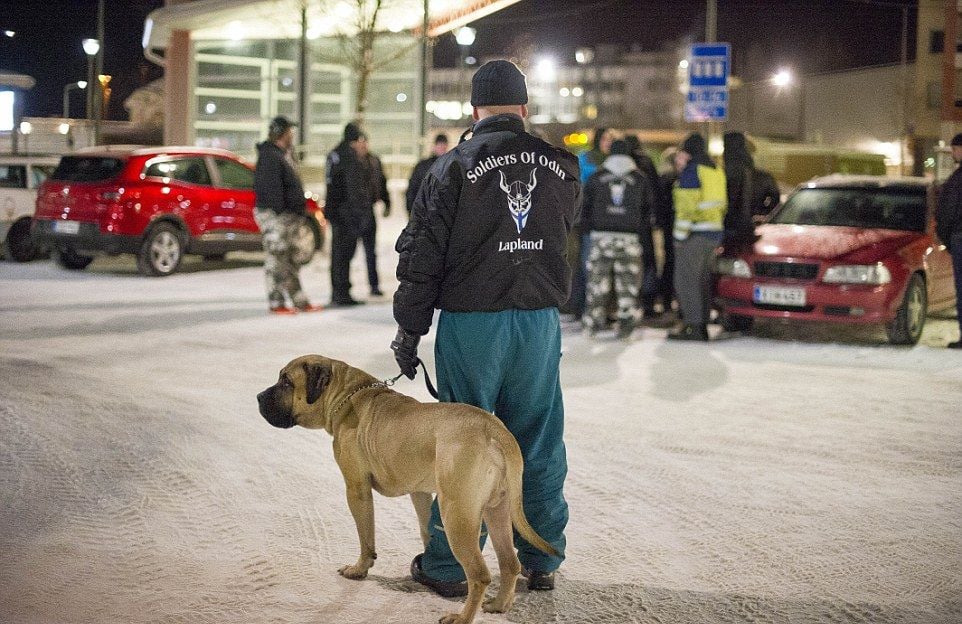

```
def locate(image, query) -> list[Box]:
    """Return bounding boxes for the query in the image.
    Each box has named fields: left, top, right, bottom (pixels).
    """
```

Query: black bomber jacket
left=393, top=114, right=581, bottom=336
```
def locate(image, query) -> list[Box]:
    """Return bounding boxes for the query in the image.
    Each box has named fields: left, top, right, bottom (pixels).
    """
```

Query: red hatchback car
left=32, top=146, right=325, bottom=276
left=714, top=175, right=956, bottom=345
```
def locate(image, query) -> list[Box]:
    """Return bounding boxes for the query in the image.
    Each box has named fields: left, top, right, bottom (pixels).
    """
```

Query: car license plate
left=53, top=220, right=81, bottom=235
left=753, top=285, right=807, bottom=306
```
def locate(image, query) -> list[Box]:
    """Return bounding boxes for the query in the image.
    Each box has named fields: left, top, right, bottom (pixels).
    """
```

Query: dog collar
left=327, top=375, right=401, bottom=422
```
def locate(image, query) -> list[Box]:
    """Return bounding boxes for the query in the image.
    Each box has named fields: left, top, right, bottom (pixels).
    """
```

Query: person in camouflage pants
left=253, top=116, right=321, bottom=314
left=584, top=232, right=642, bottom=336
left=253, top=209, right=309, bottom=310
left=579, top=139, right=654, bottom=339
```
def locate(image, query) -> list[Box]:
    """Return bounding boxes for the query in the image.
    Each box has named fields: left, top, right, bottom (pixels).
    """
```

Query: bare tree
left=310, top=0, right=421, bottom=119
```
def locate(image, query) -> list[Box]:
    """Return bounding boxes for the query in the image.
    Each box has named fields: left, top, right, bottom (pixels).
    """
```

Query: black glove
left=390, top=327, right=420, bottom=380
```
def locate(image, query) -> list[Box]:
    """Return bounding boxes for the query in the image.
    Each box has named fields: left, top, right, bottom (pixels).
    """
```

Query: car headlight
left=822, top=263, right=891, bottom=285
left=715, top=257, right=752, bottom=278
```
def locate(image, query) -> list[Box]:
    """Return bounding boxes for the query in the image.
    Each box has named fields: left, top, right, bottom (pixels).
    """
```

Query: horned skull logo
left=499, top=168, right=538, bottom=234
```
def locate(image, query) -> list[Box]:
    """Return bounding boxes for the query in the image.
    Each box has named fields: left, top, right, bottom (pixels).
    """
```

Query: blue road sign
left=686, top=43, right=730, bottom=122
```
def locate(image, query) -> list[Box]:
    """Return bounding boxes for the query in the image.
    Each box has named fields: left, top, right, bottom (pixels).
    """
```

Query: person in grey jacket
left=253, top=116, right=321, bottom=314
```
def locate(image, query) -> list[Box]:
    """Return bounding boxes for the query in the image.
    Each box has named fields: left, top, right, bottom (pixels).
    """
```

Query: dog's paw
left=483, top=597, right=511, bottom=614
left=338, top=564, right=369, bottom=580
left=439, top=613, right=469, bottom=624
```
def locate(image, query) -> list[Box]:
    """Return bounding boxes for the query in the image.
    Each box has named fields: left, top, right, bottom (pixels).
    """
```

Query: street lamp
left=82, top=38, right=100, bottom=121
left=3, top=30, right=14, bottom=38
left=455, top=26, right=476, bottom=46
left=455, top=27, right=476, bottom=114
left=758, top=68, right=805, bottom=141
left=535, top=57, right=557, bottom=82
left=770, top=68, right=793, bottom=88
left=62, top=80, right=87, bottom=118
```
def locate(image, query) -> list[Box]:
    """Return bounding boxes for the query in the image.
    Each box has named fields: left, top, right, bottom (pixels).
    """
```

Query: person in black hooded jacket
left=325, top=122, right=370, bottom=306
left=722, top=131, right=780, bottom=250
left=936, top=133, right=962, bottom=348
left=624, top=134, right=662, bottom=316
left=580, top=139, right=655, bottom=338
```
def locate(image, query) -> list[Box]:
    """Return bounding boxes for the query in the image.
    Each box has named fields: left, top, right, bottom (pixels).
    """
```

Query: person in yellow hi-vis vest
left=668, top=133, right=727, bottom=341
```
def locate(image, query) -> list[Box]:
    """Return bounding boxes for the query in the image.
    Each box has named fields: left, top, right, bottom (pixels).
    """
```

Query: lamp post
left=62, top=80, right=87, bottom=119
left=82, top=38, right=100, bottom=122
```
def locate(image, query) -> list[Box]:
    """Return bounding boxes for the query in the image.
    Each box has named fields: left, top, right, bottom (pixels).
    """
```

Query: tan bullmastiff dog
left=257, top=355, right=557, bottom=624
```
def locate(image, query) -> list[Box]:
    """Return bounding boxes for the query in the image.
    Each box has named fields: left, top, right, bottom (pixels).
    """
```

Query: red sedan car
left=32, top=146, right=325, bottom=276
left=714, top=175, right=956, bottom=345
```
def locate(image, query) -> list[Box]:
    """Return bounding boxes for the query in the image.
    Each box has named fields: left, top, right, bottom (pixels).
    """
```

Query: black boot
left=667, top=323, right=709, bottom=342
left=523, top=568, right=556, bottom=591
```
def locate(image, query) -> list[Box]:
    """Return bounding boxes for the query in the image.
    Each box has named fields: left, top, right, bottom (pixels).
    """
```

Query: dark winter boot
left=523, top=568, right=555, bottom=591
left=616, top=317, right=635, bottom=340
left=667, top=323, right=709, bottom=342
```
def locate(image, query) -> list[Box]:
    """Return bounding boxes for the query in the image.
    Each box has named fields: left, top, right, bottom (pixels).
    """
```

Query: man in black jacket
left=581, top=139, right=655, bottom=339
left=624, top=134, right=662, bottom=317
left=355, top=132, right=391, bottom=296
left=253, top=116, right=321, bottom=314
left=722, top=131, right=780, bottom=251
left=325, top=122, right=369, bottom=306
left=391, top=60, right=580, bottom=595
left=936, top=133, right=962, bottom=349
left=406, top=133, right=449, bottom=216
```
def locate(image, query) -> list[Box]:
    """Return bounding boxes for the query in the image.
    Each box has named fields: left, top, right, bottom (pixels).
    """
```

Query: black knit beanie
left=470, top=60, right=528, bottom=107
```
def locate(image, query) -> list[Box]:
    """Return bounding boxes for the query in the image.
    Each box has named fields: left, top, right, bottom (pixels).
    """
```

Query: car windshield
left=771, top=187, right=926, bottom=232
left=51, top=156, right=127, bottom=182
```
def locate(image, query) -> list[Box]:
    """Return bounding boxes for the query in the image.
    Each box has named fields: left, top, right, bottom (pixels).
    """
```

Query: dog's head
left=257, top=355, right=334, bottom=430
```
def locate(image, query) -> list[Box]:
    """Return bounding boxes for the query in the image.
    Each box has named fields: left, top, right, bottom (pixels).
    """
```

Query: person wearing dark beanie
left=393, top=58, right=580, bottom=601
left=667, top=132, right=728, bottom=341
left=343, top=122, right=361, bottom=143
left=323, top=121, right=370, bottom=306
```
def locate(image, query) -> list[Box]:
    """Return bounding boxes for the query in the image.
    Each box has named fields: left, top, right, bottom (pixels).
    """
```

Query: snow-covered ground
left=1, top=212, right=961, bottom=624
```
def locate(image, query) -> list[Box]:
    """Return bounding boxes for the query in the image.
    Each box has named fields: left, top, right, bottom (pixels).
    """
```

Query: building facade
left=144, top=0, right=520, bottom=172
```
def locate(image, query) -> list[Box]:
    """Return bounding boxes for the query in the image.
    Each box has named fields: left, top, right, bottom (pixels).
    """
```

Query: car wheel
left=886, top=273, right=927, bottom=346
left=292, top=218, right=318, bottom=266
left=54, top=246, right=94, bottom=270
left=721, top=313, right=754, bottom=333
left=137, top=223, right=184, bottom=277
left=5, top=217, right=39, bottom=262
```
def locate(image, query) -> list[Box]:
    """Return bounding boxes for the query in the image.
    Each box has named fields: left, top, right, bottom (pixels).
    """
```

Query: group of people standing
left=572, top=126, right=779, bottom=342
left=252, top=117, right=391, bottom=313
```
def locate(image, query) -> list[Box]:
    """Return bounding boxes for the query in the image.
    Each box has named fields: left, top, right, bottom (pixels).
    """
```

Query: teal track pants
left=420, top=308, right=569, bottom=582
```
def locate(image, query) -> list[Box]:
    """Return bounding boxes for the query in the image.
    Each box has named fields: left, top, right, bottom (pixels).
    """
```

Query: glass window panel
left=197, top=95, right=261, bottom=119
left=197, top=62, right=262, bottom=90
left=144, top=158, right=211, bottom=186
left=215, top=159, right=254, bottom=189
left=0, top=165, right=26, bottom=188
left=31, top=165, right=55, bottom=186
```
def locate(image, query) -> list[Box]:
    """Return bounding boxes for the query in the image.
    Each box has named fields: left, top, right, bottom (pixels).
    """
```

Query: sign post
left=685, top=43, right=730, bottom=123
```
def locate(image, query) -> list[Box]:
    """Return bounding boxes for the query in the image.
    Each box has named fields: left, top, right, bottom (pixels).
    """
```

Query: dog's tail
left=505, top=442, right=559, bottom=558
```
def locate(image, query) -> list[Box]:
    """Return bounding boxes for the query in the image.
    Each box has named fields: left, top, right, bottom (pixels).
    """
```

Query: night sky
left=0, top=0, right=916, bottom=121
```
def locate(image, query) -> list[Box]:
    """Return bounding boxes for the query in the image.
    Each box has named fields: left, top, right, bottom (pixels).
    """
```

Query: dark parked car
left=714, top=175, right=956, bottom=345
left=32, top=146, right=325, bottom=276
